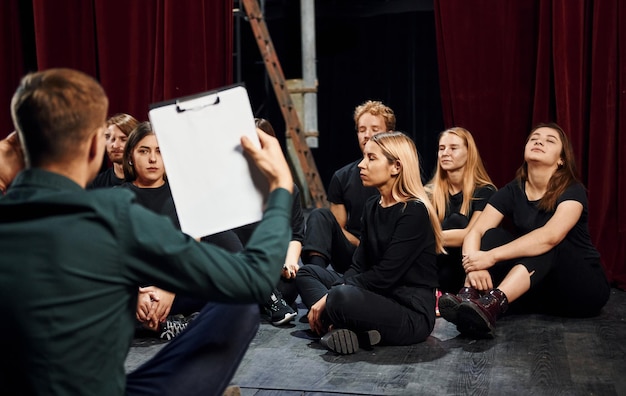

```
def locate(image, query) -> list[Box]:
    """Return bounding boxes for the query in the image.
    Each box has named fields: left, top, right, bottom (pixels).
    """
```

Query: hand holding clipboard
left=149, top=84, right=290, bottom=238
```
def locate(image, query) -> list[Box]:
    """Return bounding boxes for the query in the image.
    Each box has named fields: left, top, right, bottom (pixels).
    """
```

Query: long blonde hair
left=371, top=132, right=445, bottom=254
left=427, top=127, right=494, bottom=223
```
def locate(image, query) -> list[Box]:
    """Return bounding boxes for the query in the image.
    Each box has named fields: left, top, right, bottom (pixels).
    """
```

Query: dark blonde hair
left=353, top=100, right=396, bottom=131
left=11, top=68, right=108, bottom=167
left=107, top=113, right=139, bottom=137
left=427, top=127, right=495, bottom=222
left=516, top=123, right=579, bottom=211
left=370, top=131, right=445, bottom=254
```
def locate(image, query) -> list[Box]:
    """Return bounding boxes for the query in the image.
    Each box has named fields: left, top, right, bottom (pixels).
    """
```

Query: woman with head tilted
left=297, top=131, right=445, bottom=354
left=440, top=123, right=610, bottom=337
left=426, top=127, right=496, bottom=295
left=89, top=113, right=139, bottom=189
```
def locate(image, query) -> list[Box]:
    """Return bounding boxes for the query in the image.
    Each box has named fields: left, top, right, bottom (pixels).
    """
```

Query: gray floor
left=126, top=288, right=626, bottom=395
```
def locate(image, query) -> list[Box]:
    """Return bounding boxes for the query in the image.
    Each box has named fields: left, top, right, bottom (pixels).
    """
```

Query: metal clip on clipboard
left=175, top=93, right=221, bottom=113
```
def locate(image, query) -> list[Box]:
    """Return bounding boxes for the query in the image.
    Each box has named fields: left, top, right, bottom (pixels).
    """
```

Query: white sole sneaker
left=272, top=311, right=297, bottom=326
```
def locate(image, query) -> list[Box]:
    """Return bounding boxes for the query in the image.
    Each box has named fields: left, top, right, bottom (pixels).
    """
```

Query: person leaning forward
left=0, top=68, right=294, bottom=396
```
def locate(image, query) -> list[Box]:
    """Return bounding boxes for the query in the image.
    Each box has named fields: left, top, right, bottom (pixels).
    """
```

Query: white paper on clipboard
left=148, top=84, right=268, bottom=238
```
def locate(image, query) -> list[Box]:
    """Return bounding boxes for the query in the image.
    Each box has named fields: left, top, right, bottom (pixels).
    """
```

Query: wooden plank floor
left=126, top=288, right=626, bottom=395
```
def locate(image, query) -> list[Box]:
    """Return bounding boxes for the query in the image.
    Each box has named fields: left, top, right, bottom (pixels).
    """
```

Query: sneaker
left=159, top=313, right=197, bottom=341
left=261, top=290, right=297, bottom=326
left=320, top=328, right=381, bottom=355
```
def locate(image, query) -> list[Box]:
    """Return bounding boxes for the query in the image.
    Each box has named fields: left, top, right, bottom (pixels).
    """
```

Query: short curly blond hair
left=353, top=100, right=396, bottom=131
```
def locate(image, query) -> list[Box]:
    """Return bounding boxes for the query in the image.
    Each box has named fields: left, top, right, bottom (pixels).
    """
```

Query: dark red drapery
left=2, top=1, right=624, bottom=287
left=1, top=0, right=232, bottom=130
left=435, top=0, right=626, bottom=288
left=1, top=0, right=25, bottom=135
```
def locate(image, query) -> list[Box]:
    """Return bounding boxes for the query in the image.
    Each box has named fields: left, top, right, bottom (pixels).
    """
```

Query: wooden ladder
left=242, top=0, right=327, bottom=208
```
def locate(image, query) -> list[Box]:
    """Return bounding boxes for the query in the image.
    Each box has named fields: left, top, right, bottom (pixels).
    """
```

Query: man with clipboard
left=0, top=68, right=294, bottom=396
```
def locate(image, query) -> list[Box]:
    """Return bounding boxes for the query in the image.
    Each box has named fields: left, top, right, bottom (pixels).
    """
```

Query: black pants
left=297, top=264, right=434, bottom=345
left=482, top=228, right=610, bottom=317
left=301, top=208, right=356, bottom=274
left=127, top=303, right=258, bottom=395
left=437, top=213, right=470, bottom=293
left=437, top=247, right=465, bottom=293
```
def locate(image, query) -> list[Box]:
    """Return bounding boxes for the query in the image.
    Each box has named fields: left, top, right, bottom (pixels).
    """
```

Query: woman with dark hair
left=297, top=131, right=445, bottom=354
left=121, top=121, right=176, bottom=224
left=121, top=122, right=244, bottom=340
left=440, top=123, right=610, bottom=337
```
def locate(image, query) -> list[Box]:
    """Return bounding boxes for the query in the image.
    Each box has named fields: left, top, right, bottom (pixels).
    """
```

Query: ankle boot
left=438, top=287, right=480, bottom=325
left=457, top=288, right=508, bottom=337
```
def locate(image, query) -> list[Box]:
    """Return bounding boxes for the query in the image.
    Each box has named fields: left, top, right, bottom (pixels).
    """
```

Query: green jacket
left=0, top=169, right=292, bottom=395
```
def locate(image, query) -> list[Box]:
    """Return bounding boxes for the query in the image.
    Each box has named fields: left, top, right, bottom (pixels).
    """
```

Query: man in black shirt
left=301, top=100, right=396, bottom=273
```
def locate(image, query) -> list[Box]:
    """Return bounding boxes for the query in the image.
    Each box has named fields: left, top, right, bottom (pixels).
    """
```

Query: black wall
left=235, top=1, right=444, bottom=191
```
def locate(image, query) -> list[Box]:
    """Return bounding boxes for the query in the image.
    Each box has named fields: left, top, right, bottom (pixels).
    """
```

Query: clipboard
left=148, top=83, right=268, bottom=238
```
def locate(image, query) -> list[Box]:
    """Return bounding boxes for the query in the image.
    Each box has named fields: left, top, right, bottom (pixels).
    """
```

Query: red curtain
left=1, top=0, right=232, bottom=130
left=94, top=0, right=233, bottom=120
left=435, top=0, right=626, bottom=288
left=0, top=0, right=26, bottom=136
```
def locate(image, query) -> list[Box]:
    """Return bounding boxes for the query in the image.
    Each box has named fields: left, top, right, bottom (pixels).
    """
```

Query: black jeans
left=297, top=264, right=434, bottom=345
left=126, top=302, right=259, bottom=395
left=301, top=208, right=356, bottom=274
left=437, top=213, right=470, bottom=292
left=482, top=228, right=610, bottom=317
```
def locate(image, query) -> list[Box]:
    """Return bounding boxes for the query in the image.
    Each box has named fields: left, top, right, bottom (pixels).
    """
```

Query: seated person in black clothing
left=234, top=118, right=304, bottom=326
left=440, top=123, right=610, bottom=338
left=297, top=132, right=445, bottom=355
left=89, top=113, right=139, bottom=188
left=301, top=100, right=395, bottom=273
left=121, top=122, right=244, bottom=339
left=0, top=131, right=23, bottom=195
left=425, top=127, right=496, bottom=299
left=1, top=67, right=294, bottom=395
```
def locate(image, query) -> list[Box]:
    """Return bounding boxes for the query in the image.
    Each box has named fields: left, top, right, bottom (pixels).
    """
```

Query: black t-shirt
left=443, top=184, right=496, bottom=230
left=88, top=168, right=124, bottom=189
left=489, top=180, right=600, bottom=260
left=327, top=159, right=379, bottom=237
left=119, top=182, right=180, bottom=229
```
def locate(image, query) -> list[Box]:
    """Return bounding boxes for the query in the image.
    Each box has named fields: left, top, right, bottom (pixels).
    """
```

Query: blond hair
left=371, top=131, right=445, bottom=254
left=427, top=127, right=494, bottom=223
left=353, top=100, right=396, bottom=131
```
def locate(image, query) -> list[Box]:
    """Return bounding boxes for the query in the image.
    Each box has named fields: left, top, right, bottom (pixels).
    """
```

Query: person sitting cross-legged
left=297, top=132, right=445, bottom=354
